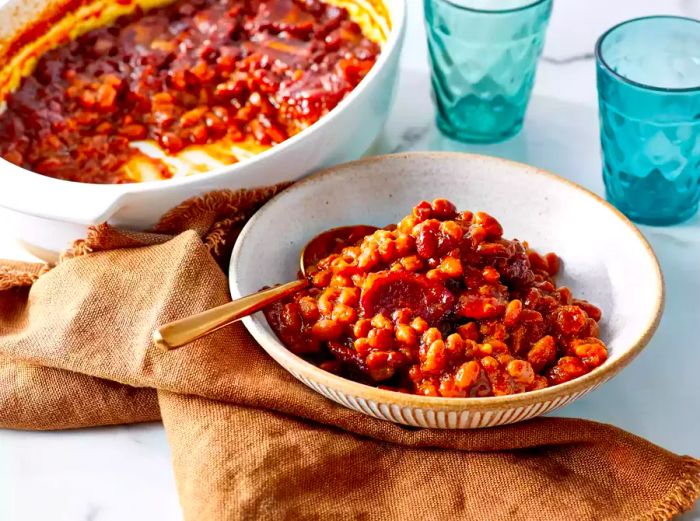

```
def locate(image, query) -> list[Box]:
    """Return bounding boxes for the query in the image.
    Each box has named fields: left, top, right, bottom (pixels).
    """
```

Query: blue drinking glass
left=596, top=16, right=700, bottom=225
left=424, top=0, right=553, bottom=143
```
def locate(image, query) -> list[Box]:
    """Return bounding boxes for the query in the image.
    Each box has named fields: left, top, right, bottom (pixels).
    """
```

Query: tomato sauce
left=265, top=199, right=608, bottom=397
left=0, top=0, right=380, bottom=183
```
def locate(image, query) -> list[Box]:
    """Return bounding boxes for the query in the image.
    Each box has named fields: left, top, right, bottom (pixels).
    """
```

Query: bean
left=311, top=319, right=343, bottom=341
left=527, top=335, right=557, bottom=372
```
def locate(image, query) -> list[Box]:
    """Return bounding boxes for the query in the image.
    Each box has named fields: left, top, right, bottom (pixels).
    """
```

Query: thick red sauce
left=265, top=200, right=608, bottom=398
left=0, top=0, right=380, bottom=183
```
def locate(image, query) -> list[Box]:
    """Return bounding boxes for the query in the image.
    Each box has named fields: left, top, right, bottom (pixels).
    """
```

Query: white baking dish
left=0, top=0, right=405, bottom=258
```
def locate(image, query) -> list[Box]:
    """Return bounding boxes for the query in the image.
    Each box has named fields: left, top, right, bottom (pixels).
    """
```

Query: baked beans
left=0, top=0, right=379, bottom=183
left=264, top=199, right=608, bottom=397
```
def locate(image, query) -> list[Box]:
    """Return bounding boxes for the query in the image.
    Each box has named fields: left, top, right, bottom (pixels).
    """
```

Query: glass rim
left=595, top=15, right=700, bottom=94
left=432, top=0, right=551, bottom=15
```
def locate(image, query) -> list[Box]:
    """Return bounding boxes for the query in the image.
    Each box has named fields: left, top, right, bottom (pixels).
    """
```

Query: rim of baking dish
left=231, top=151, right=665, bottom=412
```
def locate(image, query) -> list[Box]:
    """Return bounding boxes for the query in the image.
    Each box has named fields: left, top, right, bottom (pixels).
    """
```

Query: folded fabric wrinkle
left=0, top=186, right=698, bottom=521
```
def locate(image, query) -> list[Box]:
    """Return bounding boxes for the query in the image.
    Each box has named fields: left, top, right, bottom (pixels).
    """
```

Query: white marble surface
left=1, top=1, right=700, bottom=519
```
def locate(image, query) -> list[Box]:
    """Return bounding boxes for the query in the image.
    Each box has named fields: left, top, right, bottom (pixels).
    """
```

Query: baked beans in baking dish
left=0, top=0, right=381, bottom=183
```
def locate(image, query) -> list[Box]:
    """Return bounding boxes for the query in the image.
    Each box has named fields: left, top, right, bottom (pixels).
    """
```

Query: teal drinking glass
left=424, top=0, right=553, bottom=143
left=596, top=16, right=700, bottom=225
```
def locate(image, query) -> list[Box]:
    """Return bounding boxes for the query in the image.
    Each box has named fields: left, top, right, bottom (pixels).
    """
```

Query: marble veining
left=85, top=505, right=101, bottom=521
left=541, top=52, right=595, bottom=65
left=388, top=125, right=431, bottom=153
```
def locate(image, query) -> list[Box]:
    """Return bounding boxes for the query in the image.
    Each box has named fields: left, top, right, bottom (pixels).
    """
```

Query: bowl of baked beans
left=230, top=152, right=664, bottom=428
left=0, top=0, right=405, bottom=256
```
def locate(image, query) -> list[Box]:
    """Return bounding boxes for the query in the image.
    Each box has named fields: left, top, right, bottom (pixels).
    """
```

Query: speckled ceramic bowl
left=229, top=152, right=664, bottom=429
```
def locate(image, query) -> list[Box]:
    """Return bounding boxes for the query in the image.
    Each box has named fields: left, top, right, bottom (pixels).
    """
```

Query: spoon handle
left=153, top=279, right=309, bottom=350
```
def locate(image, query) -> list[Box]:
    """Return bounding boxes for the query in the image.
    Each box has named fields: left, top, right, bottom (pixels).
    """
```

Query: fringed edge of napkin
left=0, top=184, right=294, bottom=293
left=638, top=456, right=700, bottom=521
left=61, top=224, right=172, bottom=262
left=154, top=184, right=291, bottom=261
left=0, top=262, right=50, bottom=291
left=58, top=184, right=293, bottom=269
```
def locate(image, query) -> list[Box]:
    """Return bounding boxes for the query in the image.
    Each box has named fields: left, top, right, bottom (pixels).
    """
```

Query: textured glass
left=596, top=16, right=700, bottom=226
left=424, top=0, right=552, bottom=143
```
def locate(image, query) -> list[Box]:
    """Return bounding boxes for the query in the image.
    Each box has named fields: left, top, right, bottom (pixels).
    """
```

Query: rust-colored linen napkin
left=0, top=189, right=698, bottom=520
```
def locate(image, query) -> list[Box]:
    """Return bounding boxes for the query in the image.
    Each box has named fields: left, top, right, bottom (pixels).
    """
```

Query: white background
left=1, top=1, right=699, bottom=519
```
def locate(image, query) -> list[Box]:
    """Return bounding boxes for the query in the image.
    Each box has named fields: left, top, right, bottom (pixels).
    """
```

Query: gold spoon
left=152, top=225, right=377, bottom=350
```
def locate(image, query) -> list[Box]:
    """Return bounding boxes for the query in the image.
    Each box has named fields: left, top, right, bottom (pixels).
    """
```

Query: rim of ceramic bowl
left=435, top=0, right=550, bottom=15
left=0, top=0, right=407, bottom=202
left=232, top=151, right=665, bottom=411
left=595, top=15, right=700, bottom=94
